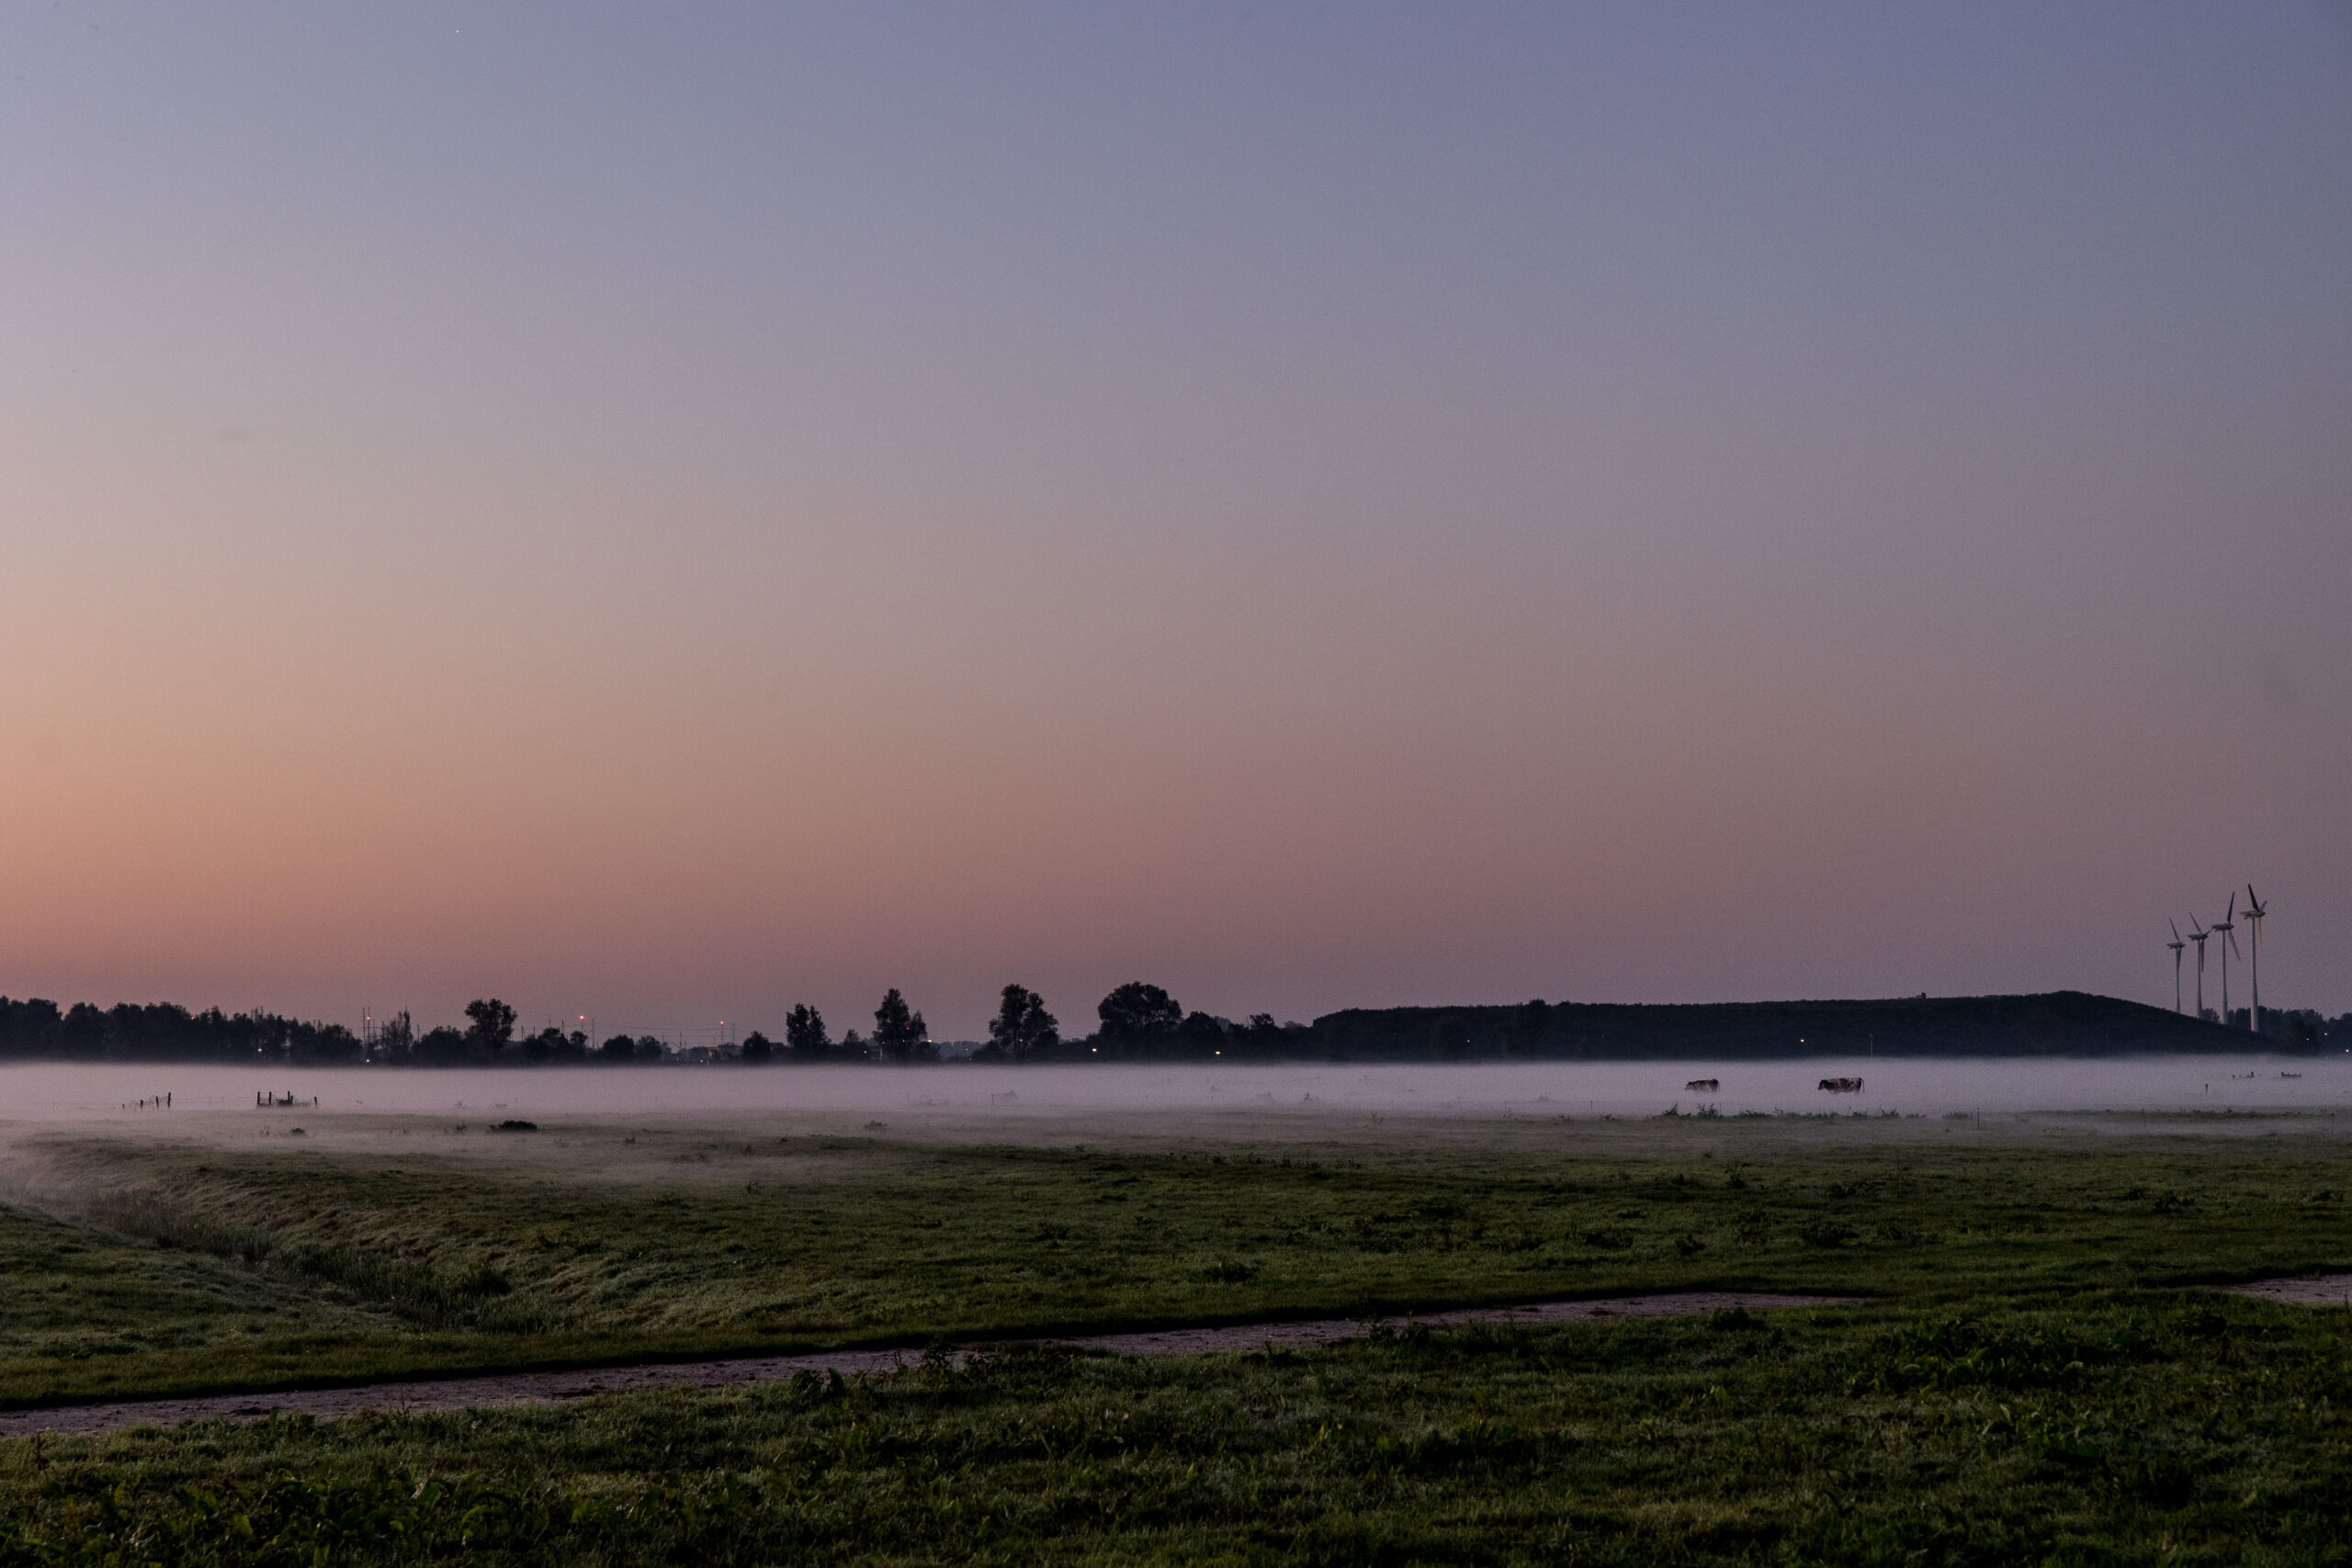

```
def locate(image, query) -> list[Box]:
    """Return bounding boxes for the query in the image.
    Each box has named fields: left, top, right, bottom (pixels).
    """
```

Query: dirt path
left=2219, top=1273, right=2352, bottom=1306
left=0, top=1291, right=1855, bottom=1439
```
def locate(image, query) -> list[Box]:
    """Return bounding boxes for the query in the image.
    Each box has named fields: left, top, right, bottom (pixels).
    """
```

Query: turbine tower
left=2212, top=893, right=2238, bottom=1022
left=2187, top=915, right=2210, bottom=1018
left=2167, top=920, right=2187, bottom=1014
left=2244, top=886, right=2268, bottom=1033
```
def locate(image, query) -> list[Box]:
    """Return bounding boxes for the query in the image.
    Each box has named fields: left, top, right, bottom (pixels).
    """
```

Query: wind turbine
left=2187, top=916, right=2211, bottom=1018
left=2167, top=920, right=2187, bottom=1014
left=2244, top=886, right=2268, bottom=1033
left=2212, top=893, right=2238, bottom=1022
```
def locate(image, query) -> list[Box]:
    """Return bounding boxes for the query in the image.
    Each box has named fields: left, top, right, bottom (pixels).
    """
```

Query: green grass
left=0, top=1201, right=392, bottom=1379
left=6, top=1292, right=2352, bottom=1563
left=4, top=1117, right=2352, bottom=1561
left=4, top=1119, right=2348, bottom=1405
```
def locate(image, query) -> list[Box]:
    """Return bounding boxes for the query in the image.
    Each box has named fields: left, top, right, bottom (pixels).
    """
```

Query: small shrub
left=450, top=1259, right=514, bottom=1298
left=1797, top=1218, right=1858, bottom=1248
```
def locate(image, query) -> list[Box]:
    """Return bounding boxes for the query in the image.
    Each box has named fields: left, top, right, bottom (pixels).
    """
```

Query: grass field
left=2, top=1111, right=2348, bottom=1562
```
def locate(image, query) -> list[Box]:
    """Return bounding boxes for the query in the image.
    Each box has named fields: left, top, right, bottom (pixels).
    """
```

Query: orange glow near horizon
left=2, top=6, right=2346, bottom=1035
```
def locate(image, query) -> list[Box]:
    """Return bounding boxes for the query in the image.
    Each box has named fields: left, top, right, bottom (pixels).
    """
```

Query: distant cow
left=1685, top=1078, right=1718, bottom=1091
left=1818, top=1077, right=1863, bottom=1093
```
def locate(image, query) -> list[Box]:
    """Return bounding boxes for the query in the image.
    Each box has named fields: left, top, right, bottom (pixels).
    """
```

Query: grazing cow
left=1817, top=1077, right=1863, bottom=1093
left=1685, top=1078, right=1718, bottom=1091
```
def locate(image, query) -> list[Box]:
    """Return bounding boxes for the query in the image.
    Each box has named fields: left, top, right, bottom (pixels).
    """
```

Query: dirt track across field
left=0, top=1291, right=1857, bottom=1439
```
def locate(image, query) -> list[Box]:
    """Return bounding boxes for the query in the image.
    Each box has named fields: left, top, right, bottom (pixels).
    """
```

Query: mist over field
left=3, top=1056, right=2346, bottom=1133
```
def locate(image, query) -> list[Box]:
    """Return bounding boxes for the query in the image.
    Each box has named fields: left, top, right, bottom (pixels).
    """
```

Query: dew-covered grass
left=2, top=1115, right=2349, bottom=1560
left=6, top=1292, right=2352, bottom=1563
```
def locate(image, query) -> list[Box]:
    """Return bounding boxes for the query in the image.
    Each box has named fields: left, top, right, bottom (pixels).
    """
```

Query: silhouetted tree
left=597, top=1032, right=638, bottom=1063
left=1430, top=1013, right=1472, bottom=1060
left=741, top=1031, right=774, bottom=1064
left=289, top=1023, right=364, bottom=1066
left=1233, top=1012, right=1284, bottom=1058
left=987, top=984, right=1059, bottom=1062
left=635, top=1034, right=667, bottom=1062
left=61, top=1003, right=108, bottom=1055
left=373, top=1010, right=415, bottom=1066
left=841, top=1028, right=866, bottom=1062
left=874, top=989, right=934, bottom=1064
left=464, top=998, right=517, bottom=1064
left=1503, top=998, right=1551, bottom=1056
left=785, top=1005, right=831, bottom=1062
left=1096, top=982, right=1182, bottom=1055
left=0, top=998, right=63, bottom=1060
left=1179, top=1010, right=1228, bottom=1055
left=416, top=1026, right=470, bottom=1066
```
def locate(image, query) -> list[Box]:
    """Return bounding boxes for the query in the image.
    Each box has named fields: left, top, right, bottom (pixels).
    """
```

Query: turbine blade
left=2170, top=919, right=2182, bottom=941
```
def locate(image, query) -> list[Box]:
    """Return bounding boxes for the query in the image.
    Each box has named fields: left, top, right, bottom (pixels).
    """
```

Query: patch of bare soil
left=0, top=1292, right=1858, bottom=1438
left=2217, top=1273, right=2352, bottom=1306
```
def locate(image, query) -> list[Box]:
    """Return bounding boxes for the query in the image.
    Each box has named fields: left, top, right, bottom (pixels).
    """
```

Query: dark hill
left=1308, top=992, right=2279, bottom=1061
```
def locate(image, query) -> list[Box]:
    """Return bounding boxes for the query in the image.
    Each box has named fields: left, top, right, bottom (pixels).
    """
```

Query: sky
left=3, top=2, right=2347, bottom=1040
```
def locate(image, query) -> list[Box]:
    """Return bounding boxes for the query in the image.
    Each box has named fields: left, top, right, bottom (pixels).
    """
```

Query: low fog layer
left=3, top=1058, right=2343, bottom=1128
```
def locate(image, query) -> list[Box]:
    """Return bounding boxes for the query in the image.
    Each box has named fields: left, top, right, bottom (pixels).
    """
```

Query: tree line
left=13, top=987, right=2332, bottom=1067
left=0, top=983, right=1312, bottom=1066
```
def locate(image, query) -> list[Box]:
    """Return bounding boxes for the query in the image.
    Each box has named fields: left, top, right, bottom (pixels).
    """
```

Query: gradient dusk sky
left=4, top=3, right=2347, bottom=1039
